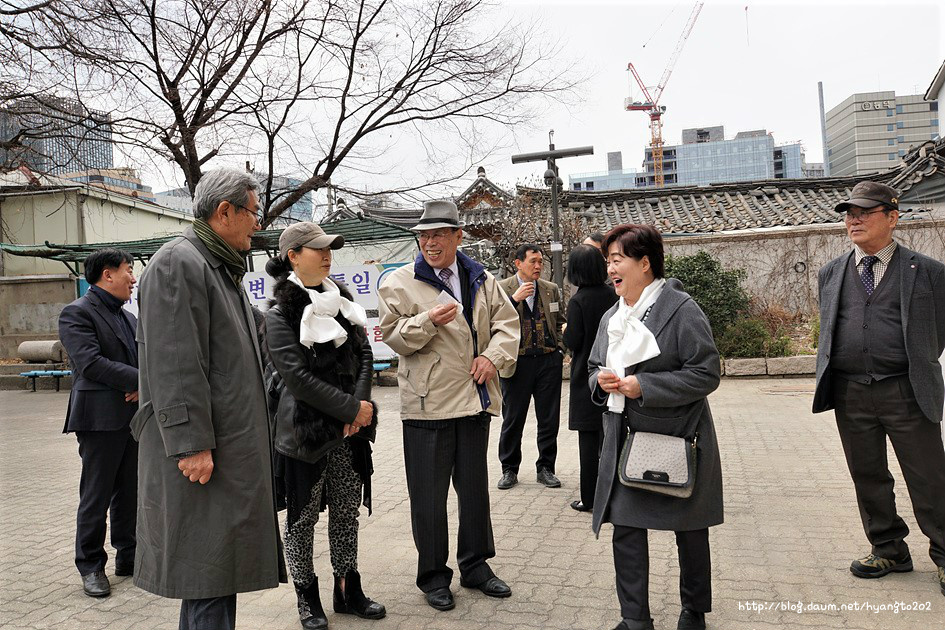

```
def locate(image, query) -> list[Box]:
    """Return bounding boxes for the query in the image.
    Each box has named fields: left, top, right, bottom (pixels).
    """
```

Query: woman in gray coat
left=588, top=224, right=723, bottom=630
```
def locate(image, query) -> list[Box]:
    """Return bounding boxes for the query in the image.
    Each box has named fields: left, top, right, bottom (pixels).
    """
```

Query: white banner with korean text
left=122, top=263, right=408, bottom=360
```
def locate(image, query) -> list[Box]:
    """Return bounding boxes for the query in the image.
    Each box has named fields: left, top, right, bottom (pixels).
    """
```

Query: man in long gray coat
left=813, top=181, right=945, bottom=598
left=133, top=167, right=283, bottom=629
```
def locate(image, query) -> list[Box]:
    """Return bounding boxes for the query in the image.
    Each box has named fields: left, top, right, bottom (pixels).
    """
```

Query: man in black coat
left=814, top=181, right=945, bottom=598
left=59, top=248, right=139, bottom=598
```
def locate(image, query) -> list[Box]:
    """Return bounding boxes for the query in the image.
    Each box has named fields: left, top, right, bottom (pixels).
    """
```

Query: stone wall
left=663, top=217, right=945, bottom=315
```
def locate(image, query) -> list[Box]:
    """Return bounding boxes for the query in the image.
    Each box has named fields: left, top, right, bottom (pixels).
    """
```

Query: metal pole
left=549, top=157, right=562, bottom=292
left=818, top=81, right=830, bottom=177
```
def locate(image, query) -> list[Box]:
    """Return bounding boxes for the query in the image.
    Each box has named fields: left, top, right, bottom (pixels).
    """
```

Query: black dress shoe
left=536, top=468, right=561, bottom=488
left=497, top=470, right=518, bottom=490
left=613, top=619, right=655, bottom=630
left=81, top=570, right=111, bottom=597
left=425, top=587, right=455, bottom=611
left=570, top=500, right=592, bottom=512
left=114, top=563, right=134, bottom=577
left=461, top=575, right=511, bottom=598
left=677, top=608, right=705, bottom=630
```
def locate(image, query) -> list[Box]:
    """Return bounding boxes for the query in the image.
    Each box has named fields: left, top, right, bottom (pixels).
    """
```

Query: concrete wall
left=0, top=274, right=75, bottom=357
left=664, top=214, right=945, bottom=315
left=1, top=187, right=192, bottom=276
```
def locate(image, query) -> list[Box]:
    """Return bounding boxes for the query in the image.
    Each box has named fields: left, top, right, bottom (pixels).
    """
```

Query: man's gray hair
left=192, top=167, right=261, bottom=220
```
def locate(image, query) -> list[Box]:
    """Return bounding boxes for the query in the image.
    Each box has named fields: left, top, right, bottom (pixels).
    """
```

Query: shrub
left=665, top=251, right=750, bottom=338
left=716, top=317, right=792, bottom=359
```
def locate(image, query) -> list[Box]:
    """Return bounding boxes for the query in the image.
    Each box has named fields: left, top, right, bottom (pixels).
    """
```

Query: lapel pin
left=911, top=264, right=916, bottom=269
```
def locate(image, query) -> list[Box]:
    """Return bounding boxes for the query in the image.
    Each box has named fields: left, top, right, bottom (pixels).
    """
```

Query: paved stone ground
left=1, top=380, right=942, bottom=630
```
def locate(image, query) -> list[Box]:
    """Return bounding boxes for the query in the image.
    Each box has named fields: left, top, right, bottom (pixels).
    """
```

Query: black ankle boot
left=333, top=570, right=386, bottom=619
left=294, top=578, right=328, bottom=630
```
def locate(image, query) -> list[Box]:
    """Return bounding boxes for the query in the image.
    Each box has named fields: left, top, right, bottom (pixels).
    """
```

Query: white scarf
left=605, top=277, right=666, bottom=412
left=288, top=272, right=367, bottom=348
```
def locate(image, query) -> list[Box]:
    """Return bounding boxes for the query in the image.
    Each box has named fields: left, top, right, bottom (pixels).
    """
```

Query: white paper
left=436, top=290, right=463, bottom=313
left=599, top=366, right=620, bottom=377
left=549, top=302, right=559, bottom=313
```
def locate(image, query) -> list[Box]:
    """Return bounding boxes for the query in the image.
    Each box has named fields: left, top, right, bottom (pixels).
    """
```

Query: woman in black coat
left=563, top=244, right=617, bottom=512
left=264, top=223, right=385, bottom=630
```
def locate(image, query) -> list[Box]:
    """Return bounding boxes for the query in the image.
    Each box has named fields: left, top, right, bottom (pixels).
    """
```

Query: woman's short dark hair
left=84, top=248, right=134, bottom=284
left=567, top=244, right=608, bottom=287
left=601, top=224, right=665, bottom=279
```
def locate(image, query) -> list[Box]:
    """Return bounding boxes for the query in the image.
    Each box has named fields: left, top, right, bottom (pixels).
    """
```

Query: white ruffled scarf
left=288, top=272, right=367, bottom=348
left=605, top=277, right=666, bottom=412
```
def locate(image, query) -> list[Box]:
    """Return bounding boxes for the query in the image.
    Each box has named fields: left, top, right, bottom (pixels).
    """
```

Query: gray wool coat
left=588, top=279, right=724, bottom=534
left=132, top=227, right=283, bottom=599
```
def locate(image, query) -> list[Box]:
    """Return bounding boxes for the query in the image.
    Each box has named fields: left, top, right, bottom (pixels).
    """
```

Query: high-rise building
left=60, top=168, right=155, bottom=202
left=825, top=91, right=939, bottom=176
left=569, top=150, right=639, bottom=192
left=0, top=95, right=113, bottom=174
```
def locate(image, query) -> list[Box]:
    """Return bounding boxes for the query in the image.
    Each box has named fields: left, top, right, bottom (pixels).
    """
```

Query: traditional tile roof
left=462, top=137, right=945, bottom=236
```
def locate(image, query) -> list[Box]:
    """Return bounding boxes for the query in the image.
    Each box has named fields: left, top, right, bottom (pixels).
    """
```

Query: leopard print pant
left=284, top=440, right=362, bottom=586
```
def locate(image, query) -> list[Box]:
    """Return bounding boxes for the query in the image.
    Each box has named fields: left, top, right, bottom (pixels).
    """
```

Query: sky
left=135, top=0, right=944, bottom=207
left=474, top=0, right=944, bottom=191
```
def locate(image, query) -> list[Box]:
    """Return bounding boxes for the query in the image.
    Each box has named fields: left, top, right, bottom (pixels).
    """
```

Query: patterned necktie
left=860, top=255, right=879, bottom=296
left=438, top=267, right=453, bottom=293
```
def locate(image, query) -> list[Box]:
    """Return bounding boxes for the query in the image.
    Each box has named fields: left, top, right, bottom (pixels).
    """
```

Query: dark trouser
left=612, top=526, right=711, bottom=621
left=74, top=429, right=137, bottom=576
left=833, top=375, right=945, bottom=567
left=498, top=351, right=563, bottom=473
left=578, top=429, right=602, bottom=507
left=179, top=595, right=237, bottom=630
left=403, top=416, right=496, bottom=592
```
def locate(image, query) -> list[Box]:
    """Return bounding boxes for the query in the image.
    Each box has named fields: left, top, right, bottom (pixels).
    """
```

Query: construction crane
left=625, top=2, right=703, bottom=188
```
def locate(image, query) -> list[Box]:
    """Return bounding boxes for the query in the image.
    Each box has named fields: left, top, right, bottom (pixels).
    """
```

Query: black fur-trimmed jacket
left=263, top=277, right=376, bottom=465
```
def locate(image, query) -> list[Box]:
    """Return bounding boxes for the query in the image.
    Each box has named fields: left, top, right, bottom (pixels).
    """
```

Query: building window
left=573, top=182, right=581, bottom=191
left=932, top=119, right=939, bottom=127
left=896, top=104, right=903, bottom=114
left=888, top=153, right=897, bottom=160
left=887, top=123, right=894, bottom=131
left=888, top=138, right=895, bottom=145
left=886, top=109, right=894, bottom=117
left=897, top=135, right=905, bottom=143
left=898, top=149, right=905, bottom=156
left=931, top=102, right=938, bottom=111
left=586, top=181, right=594, bottom=191
left=896, top=121, right=904, bottom=129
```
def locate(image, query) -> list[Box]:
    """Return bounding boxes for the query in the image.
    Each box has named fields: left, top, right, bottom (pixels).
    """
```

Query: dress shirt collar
left=854, top=240, right=897, bottom=266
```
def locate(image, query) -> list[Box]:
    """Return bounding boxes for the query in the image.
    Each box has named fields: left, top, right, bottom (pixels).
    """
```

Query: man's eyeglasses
left=844, top=208, right=890, bottom=222
left=418, top=229, right=458, bottom=241
left=231, top=201, right=262, bottom=222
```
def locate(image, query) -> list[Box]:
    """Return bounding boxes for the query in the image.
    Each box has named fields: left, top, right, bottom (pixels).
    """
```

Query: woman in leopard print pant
left=264, top=223, right=385, bottom=630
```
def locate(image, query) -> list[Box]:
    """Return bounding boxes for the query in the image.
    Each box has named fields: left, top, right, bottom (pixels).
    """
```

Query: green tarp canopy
left=1, top=217, right=415, bottom=271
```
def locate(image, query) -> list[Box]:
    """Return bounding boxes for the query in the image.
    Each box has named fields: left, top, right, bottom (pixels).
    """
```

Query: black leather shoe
left=570, top=500, right=592, bottom=512
left=81, top=570, right=111, bottom=597
left=425, top=587, right=455, bottom=611
left=677, top=607, right=706, bottom=630
left=461, top=575, right=511, bottom=598
left=333, top=570, right=386, bottom=619
left=114, top=563, right=134, bottom=577
left=497, top=470, right=518, bottom=490
left=613, top=619, right=655, bottom=630
left=850, top=552, right=913, bottom=578
left=294, top=578, right=328, bottom=630
left=536, top=468, right=561, bottom=488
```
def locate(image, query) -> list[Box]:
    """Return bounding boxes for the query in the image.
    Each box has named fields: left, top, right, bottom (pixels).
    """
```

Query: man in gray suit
left=813, top=181, right=945, bottom=597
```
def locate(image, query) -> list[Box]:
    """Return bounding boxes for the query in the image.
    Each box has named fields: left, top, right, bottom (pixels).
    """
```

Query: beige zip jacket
left=378, top=255, right=520, bottom=420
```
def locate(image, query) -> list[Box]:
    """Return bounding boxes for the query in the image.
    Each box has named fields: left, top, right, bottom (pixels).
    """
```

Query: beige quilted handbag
left=617, top=429, right=697, bottom=498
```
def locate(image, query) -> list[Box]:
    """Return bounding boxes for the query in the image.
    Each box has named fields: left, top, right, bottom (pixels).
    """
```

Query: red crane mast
left=625, top=2, right=703, bottom=188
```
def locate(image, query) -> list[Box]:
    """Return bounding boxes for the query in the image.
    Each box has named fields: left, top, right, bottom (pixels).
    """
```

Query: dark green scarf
left=193, top=218, right=247, bottom=285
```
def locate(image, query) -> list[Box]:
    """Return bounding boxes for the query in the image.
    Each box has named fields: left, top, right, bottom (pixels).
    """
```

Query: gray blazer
left=132, top=227, right=282, bottom=599
left=587, top=279, right=723, bottom=534
left=813, top=244, right=945, bottom=423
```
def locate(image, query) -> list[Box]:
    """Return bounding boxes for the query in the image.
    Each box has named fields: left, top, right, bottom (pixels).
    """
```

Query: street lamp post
left=511, top=131, right=593, bottom=294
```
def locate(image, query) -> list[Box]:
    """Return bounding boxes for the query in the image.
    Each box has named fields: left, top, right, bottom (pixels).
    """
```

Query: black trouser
left=402, top=416, right=496, bottom=592
left=179, top=595, right=237, bottom=630
left=498, top=351, right=563, bottom=474
left=74, top=429, right=137, bottom=576
left=577, top=429, right=602, bottom=507
left=612, top=526, right=711, bottom=621
left=833, top=375, right=945, bottom=567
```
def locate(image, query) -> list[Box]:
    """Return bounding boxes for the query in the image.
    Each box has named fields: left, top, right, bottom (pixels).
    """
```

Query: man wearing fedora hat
left=813, top=180, right=945, bottom=597
left=378, top=199, right=520, bottom=611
